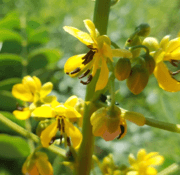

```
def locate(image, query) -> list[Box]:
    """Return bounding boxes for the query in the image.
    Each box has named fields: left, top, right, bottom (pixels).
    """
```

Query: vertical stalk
left=76, top=0, right=111, bottom=175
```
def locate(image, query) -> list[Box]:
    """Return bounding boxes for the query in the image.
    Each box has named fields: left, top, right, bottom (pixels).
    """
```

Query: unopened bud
left=114, top=58, right=131, bottom=81
left=136, top=23, right=151, bottom=37
left=142, top=37, right=159, bottom=52
left=142, top=54, right=156, bottom=75
left=126, top=64, right=149, bottom=95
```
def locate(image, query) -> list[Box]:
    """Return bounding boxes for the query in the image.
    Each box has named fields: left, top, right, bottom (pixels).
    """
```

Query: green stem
left=129, top=45, right=150, bottom=56
left=158, top=163, right=179, bottom=175
left=0, top=113, right=66, bottom=158
left=76, top=0, right=111, bottom=175
left=145, top=117, right=180, bottom=133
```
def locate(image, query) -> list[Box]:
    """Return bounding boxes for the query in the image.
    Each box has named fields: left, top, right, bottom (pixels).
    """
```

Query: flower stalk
left=76, top=0, right=111, bottom=175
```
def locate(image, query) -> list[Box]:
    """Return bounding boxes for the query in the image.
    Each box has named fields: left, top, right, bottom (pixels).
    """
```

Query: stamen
left=60, top=135, right=63, bottom=145
left=117, top=125, right=125, bottom=139
left=66, top=72, right=69, bottom=75
left=170, top=60, right=180, bottom=67
left=57, top=118, right=61, bottom=131
left=70, top=67, right=81, bottom=74
left=49, top=136, right=57, bottom=145
left=61, top=119, right=65, bottom=133
left=80, top=74, right=93, bottom=85
left=67, top=137, right=71, bottom=147
left=82, top=50, right=95, bottom=65
left=170, top=70, right=180, bottom=75
left=16, top=103, right=24, bottom=111
left=78, top=69, right=90, bottom=79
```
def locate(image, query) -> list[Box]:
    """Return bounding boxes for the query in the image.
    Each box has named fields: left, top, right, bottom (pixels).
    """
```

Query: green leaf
left=0, top=54, right=23, bottom=80
left=0, top=111, right=25, bottom=133
left=0, top=134, right=30, bottom=159
left=0, top=29, right=22, bottom=42
left=28, top=28, right=49, bottom=45
left=27, top=48, right=61, bottom=73
left=0, top=91, right=19, bottom=111
left=0, top=11, right=20, bottom=30
left=0, top=78, right=22, bottom=91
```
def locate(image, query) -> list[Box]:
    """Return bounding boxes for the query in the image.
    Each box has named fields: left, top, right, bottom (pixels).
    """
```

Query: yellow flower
left=127, top=149, right=164, bottom=175
left=90, top=106, right=127, bottom=141
left=152, top=36, right=180, bottom=92
left=63, top=19, right=132, bottom=91
left=32, top=95, right=82, bottom=149
left=12, top=76, right=56, bottom=120
left=22, top=152, right=53, bottom=175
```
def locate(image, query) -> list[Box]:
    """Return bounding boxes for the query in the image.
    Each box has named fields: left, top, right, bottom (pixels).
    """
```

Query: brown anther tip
left=170, top=60, right=179, bottom=67
left=78, top=69, right=90, bottom=79
left=117, top=125, right=125, bottom=139
left=67, top=137, right=71, bottom=147
left=66, top=72, right=69, bottom=75
left=127, top=39, right=131, bottom=42
left=70, top=67, right=81, bottom=74
left=49, top=137, right=56, bottom=145
left=80, top=74, right=93, bottom=85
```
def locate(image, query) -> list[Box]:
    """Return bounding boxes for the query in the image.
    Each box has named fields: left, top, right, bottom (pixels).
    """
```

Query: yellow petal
left=28, top=166, right=39, bottom=175
left=64, top=95, right=78, bottom=107
left=160, top=35, right=170, bottom=50
left=146, top=167, right=157, bottom=175
left=129, top=153, right=136, bottom=165
left=54, top=105, right=66, bottom=116
left=102, top=42, right=113, bottom=61
left=154, top=62, right=180, bottom=92
left=95, top=58, right=109, bottom=91
left=32, top=106, right=55, bottom=118
left=33, top=76, right=42, bottom=91
left=64, top=54, right=86, bottom=77
left=13, top=109, right=31, bottom=120
left=84, top=19, right=97, bottom=40
left=112, top=49, right=133, bottom=59
left=40, top=121, right=58, bottom=147
left=63, top=26, right=93, bottom=45
left=42, top=95, right=57, bottom=104
left=36, top=156, right=53, bottom=175
left=65, top=106, right=81, bottom=118
left=126, top=171, right=138, bottom=175
left=147, top=155, right=164, bottom=166
left=166, top=37, right=180, bottom=53
left=40, top=82, right=53, bottom=98
left=137, top=149, right=146, bottom=161
left=165, top=46, right=180, bottom=60
left=153, top=49, right=165, bottom=63
left=22, top=76, right=37, bottom=94
left=91, top=55, right=100, bottom=77
left=96, top=35, right=111, bottom=49
left=12, top=84, right=33, bottom=102
left=64, top=120, right=82, bottom=149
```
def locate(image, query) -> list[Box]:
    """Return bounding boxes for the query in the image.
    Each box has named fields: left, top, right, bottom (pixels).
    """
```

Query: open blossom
left=127, top=149, right=164, bottom=175
left=12, top=75, right=56, bottom=120
left=148, top=35, right=180, bottom=92
left=63, top=19, right=132, bottom=91
left=22, top=152, right=53, bottom=175
left=32, top=95, right=82, bottom=149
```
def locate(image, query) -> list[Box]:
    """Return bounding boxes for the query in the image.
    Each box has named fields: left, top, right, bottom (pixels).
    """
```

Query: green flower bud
left=131, top=56, right=146, bottom=68
left=126, top=64, right=149, bottom=95
left=125, top=36, right=142, bottom=58
left=114, top=58, right=131, bottom=81
left=142, top=54, right=156, bottom=75
left=142, top=37, right=159, bottom=52
left=135, top=23, right=151, bottom=37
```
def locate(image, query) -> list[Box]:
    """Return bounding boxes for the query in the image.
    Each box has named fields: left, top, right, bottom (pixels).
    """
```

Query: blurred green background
left=0, top=0, right=180, bottom=174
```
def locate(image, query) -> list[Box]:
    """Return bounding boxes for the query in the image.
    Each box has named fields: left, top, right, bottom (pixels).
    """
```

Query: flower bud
left=135, top=23, right=151, bottom=37
left=114, top=58, right=131, bottom=81
left=125, top=36, right=142, bottom=58
left=127, top=64, right=149, bottom=95
left=142, top=54, right=156, bottom=75
left=142, top=37, right=159, bottom=52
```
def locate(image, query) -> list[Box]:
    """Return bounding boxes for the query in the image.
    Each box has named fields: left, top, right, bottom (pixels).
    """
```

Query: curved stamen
left=70, top=67, right=81, bottom=75
left=170, top=60, right=180, bottom=67
left=80, top=74, right=93, bottom=85
left=49, top=136, right=57, bottom=145
left=67, top=137, right=71, bottom=146
left=57, top=118, right=61, bottom=131
left=61, top=118, right=65, bottom=133
left=170, top=70, right=180, bottom=75
left=117, top=125, right=125, bottom=139
left=78, top=69, right=90, bottom=79
left=82, top=50, right=96, bottom=65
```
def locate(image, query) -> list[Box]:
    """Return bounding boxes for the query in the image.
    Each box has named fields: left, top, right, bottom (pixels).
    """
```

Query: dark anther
left=66, top=72, right=69, bottom=75
left=80, top=74, right=93, bottom=85
left=67, top=137, right=71, bottom=147
left=66, top=149, right=74, bottom=161
left=49, top=136, right=57, bottom=145
left=60, top=135, right=63, bottom=144
left=70, top=67, right=81, bottom=75
left=61, top=119, right=65, bottom=133
left=170, top=70, right=180, bottom=75
left=99, top=94, right=107, bottom=103
left=127, top=39, right=131, bottom=43
left=78, top=69, right=90, bottom=79
left=57, top=118, right=61, bottom=131
left=16, top=103, right=24, bottom=111
left=117, top=125, right=125, bottom=139
left=170, top=60, right=179, bottom=67
left=82, top=50, right=95, bottom=65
